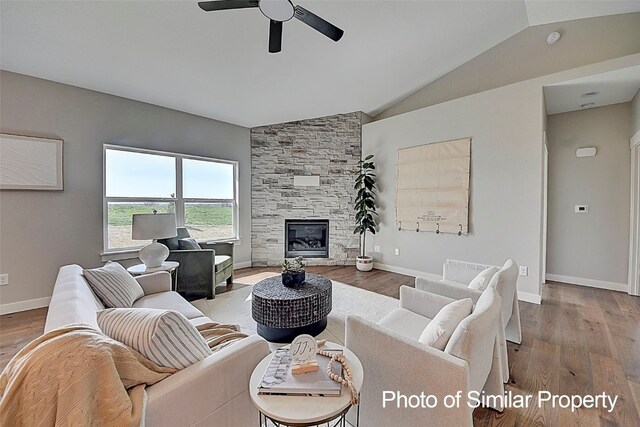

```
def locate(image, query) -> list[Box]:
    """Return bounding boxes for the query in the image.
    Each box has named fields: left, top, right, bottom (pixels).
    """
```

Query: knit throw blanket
left=196, top=322, right=248, bottom=352
left=0, top=323, right=175, bottom=427
left=0, top=322, right=248, bottom=427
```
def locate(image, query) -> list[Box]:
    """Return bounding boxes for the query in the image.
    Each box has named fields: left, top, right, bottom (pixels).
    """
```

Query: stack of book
left=258, top=348, right=343, bottom=396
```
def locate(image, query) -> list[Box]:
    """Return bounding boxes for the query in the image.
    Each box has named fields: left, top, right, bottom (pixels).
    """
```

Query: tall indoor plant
left=354, top=154, right=378, bottom=271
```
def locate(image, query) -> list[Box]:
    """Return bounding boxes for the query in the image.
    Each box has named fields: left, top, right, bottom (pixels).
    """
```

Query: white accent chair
left=345, top=286, right=504, bottom=427
left=415, top=259, right=521, bottom=383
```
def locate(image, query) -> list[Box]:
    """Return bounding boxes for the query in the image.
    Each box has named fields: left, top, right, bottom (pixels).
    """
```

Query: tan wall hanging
left=396, top=138, right=470, bottom=235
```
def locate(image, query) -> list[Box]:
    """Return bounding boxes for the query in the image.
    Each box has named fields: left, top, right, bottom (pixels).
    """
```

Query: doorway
left=630, top=144, right=640, bottom=296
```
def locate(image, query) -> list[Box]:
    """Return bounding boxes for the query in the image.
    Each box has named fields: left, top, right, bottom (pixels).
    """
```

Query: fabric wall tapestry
left=396, top=138, right=471, bottom=235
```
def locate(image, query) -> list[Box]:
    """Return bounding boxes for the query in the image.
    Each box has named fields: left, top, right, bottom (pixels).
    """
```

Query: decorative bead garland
left=317, top=349, right=359, bottom=405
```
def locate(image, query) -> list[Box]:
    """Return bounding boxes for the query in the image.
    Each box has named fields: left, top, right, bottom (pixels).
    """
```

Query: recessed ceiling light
left=580, top=103, right=595, bottom=109
left=547, top=31, right=562, bottom=45
left=580, top=91, right=600, bottom=98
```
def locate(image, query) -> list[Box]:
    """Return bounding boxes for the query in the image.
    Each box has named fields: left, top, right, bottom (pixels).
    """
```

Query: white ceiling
left=1, top=1, right=639, bottom=128
left=544, top=65, right=640, bottom=115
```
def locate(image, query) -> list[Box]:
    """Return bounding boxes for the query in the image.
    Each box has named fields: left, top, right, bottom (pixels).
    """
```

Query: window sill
left=101, top=238, right=241, bottom=262
left=101, top=250, right=140, bottom=262
left=201, top=238, right=241, bottom=245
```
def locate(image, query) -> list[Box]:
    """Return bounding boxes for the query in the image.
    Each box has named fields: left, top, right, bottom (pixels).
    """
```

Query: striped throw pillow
left=83, top=261, right=144, bottom=308
left=97, top=308, right=212, bottom=369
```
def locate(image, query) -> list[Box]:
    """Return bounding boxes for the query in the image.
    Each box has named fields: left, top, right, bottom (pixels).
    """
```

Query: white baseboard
left=545, top=274, right=628, bottom=292
left=518, top=291, right=542, bottom=305
left=234, top=261, right=252, bottom=270
left=376, top=262, right=542, bottom=304
left=0, top=296, right=51, bottom=315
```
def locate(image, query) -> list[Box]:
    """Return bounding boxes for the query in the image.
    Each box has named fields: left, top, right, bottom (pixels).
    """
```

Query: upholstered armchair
left=158, top=227, right=234, bottom=300
left=345, top=286, right=504, bottom=427
left=415, top=259, right=521, bottom=383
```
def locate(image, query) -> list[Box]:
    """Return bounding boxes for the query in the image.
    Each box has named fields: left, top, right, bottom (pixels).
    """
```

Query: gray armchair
left=158, top=227, right=234, bottom=300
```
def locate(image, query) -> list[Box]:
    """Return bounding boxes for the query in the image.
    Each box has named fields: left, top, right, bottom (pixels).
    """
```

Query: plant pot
left=282, top=271, right=305, bottom=287
left=356, top=256, right=374, bottom=272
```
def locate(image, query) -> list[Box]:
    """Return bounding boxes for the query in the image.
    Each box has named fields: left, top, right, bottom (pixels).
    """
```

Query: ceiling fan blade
left=269, top=20, right=283, bottom=53
left=198, top=0, right=258, bottom=12
left=293, top=5, right=344, bottom=42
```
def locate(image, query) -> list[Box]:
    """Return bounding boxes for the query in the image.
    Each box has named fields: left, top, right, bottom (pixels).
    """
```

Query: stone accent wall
left=251, top=112, right=363, bottom=266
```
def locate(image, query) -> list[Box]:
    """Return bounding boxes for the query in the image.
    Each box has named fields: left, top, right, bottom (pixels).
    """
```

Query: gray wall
left=250, top=113, right=362, bottom=266
left=377, top=13, right=640, bottom=120
left=0, top=71, right=251, bottom=308
left=363, top=80, right=545, bottom=299
left=546, top=103, right=631, bottom=285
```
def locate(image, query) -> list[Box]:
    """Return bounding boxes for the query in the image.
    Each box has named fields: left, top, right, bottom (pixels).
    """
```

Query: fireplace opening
left=285, top=219, right=329, bottom=258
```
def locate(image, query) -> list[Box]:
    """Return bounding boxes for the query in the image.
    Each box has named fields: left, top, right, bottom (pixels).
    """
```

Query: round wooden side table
left=249, top=341, right=362, bottom=427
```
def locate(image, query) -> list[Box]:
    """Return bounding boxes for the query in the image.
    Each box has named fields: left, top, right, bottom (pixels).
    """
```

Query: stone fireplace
left=251, top=112, right=365, bottom=266
left=285, top=219, right=329, bottom=258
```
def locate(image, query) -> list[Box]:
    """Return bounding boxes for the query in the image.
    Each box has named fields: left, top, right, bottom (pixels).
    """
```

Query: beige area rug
left=191, top=272, right=399, bottom=347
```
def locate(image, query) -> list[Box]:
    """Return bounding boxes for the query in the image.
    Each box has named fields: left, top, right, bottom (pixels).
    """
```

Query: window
left=103, top=145, right=238, bottom=252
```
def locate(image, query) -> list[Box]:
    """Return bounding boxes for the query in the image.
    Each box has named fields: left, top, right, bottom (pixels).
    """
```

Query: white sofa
left=45, top=264, right=271, bottom=427
left=345, top=286, right=504, bottom=427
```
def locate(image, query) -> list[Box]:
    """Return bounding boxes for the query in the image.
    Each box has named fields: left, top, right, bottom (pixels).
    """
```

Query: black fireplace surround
left=284, top=219, right=329, bottom=258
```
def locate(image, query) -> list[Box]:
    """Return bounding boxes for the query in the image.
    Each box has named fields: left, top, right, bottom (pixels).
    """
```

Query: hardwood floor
left=1, top=267, right=639, bottom=426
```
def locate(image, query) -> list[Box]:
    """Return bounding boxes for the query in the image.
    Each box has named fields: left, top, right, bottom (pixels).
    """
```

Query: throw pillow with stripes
left=83, top=261, right=145, bottom=308
left=97, top=308, right=212, bottom=369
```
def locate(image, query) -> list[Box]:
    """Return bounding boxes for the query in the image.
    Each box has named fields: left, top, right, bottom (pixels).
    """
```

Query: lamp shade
left=132, top=213, right=177, bottom=240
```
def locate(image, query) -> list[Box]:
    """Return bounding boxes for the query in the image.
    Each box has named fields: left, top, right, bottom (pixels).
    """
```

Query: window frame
left=102, top=144, right=239, bottom=254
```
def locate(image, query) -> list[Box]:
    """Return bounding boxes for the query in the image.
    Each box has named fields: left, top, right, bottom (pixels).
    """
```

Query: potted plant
left=282, top=256, right=306, bottom=287
left=354, top=154, right=378, bottom=272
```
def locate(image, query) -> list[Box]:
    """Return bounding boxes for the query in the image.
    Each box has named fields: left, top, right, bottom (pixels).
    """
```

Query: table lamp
left=132, top=211, right=177, bottom=268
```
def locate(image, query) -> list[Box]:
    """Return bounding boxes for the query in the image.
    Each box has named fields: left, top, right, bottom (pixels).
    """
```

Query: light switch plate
left=519, top=266, right=528, bottom=277
left=394, top=248, right=400, bottom=256
left=374, top=245, right=380, bottom=252
left=0, top=274, right=8, bottom=286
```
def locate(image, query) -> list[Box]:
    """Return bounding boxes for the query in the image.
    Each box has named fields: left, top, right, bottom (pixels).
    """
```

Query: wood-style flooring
left=1, top=266, right=639, bottom=426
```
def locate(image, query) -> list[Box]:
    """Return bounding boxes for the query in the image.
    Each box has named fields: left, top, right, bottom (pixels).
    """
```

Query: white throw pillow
left=418, top=298, right=473, bottom=350
left=83, top=261, right=144, bottom=308
left=468, top=267, right=499, bottom=291
left=97, top=308, right=212, bottom=369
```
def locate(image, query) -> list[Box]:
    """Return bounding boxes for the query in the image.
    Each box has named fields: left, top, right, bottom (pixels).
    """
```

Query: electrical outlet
left=0, top=274, right=8, bottom=286
left=394, top=248, right=400, bottom=256
left=519, top=266, right=528, bottom=277
left=374, top=245, right=381, bottom=252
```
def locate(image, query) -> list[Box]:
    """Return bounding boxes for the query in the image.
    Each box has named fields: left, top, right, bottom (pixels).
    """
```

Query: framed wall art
left=0, top=133, right=63, bottom=191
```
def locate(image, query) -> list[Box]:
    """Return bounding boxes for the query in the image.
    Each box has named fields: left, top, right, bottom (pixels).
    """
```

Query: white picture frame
left=0, top=133, right=64, bottom=191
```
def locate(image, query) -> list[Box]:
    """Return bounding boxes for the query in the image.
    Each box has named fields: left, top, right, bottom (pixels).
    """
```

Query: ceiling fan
left=198, top=0, right=344, bottom=53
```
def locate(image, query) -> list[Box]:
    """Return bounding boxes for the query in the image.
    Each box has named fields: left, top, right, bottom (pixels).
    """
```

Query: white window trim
left=102, top=144, right=239, bottom=254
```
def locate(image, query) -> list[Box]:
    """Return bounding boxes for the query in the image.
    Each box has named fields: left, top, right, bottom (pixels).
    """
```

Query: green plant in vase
left=354, top=154, right=378, bottom=271
left=282, top=256, right=306, bottom=287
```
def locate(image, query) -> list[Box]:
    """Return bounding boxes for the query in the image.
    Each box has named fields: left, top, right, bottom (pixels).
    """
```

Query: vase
left=282, top=271, right=305, bottom=287
left=356, top=255, right=374, bottom=272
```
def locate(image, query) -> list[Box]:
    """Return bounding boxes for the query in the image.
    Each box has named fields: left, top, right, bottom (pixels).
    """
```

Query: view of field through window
left=104, top=147, right=237, bottom=251
left=107, top=202, right=233, bottom=249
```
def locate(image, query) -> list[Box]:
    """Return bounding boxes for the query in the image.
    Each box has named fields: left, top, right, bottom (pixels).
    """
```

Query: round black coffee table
left=251, top=274, right=332, bottom=343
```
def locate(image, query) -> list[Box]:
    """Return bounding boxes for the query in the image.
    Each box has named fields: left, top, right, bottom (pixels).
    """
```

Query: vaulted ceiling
left=2, top=1, right=639, bottom=128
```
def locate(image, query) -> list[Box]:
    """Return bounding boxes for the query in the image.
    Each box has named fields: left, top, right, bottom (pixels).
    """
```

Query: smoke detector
left=546, top=31, right=561, bottom=45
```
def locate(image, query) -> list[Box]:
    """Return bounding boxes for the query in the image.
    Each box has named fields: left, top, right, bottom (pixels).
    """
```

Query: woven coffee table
left=251, top=274, right=332, bottom=343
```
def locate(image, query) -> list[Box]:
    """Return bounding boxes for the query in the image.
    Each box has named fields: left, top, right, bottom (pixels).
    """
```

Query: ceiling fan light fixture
left=259, top=0, right=295, bottom=22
